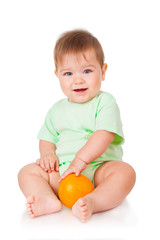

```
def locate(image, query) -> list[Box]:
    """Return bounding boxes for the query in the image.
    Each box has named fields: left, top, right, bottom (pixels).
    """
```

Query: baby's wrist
left=78, top=157, right=87, bottom=166
left=75, top=152, right=89, bottom=165
left=73, top=157, right=87, bottom=173
left=40, top=151, right=57, bottom=158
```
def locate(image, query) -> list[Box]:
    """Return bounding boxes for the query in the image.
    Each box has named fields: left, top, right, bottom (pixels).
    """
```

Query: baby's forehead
left=57, top=48, right=97, bottom=67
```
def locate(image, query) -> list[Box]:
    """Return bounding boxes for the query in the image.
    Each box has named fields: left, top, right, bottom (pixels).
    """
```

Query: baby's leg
left=18, top=163, right=62, bottom=217
left=72, top=161, right=136, bottom=222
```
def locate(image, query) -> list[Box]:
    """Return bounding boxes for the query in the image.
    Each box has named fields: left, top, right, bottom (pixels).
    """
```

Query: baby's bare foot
left=72, top=196, right=93, bottom=223
left=26, top=195, right=62, bottom=217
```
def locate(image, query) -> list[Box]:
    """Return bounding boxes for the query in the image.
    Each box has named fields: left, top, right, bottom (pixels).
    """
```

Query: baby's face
left=55, top=48, right=107, bottom=103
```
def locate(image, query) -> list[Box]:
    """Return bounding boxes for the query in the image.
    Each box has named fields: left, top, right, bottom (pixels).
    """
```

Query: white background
left=0, top=0, right=160, bottom=239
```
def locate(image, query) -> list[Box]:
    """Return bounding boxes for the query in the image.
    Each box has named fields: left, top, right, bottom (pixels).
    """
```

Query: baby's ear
left=54, top=70, right=58, bottom=76
left=102, top=63, right=107, bottom=80
left=103, top=63, right=108, bottom=72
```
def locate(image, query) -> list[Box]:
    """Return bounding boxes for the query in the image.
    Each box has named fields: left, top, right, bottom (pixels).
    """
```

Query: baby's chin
left=68, top=94, right=97, bottom=104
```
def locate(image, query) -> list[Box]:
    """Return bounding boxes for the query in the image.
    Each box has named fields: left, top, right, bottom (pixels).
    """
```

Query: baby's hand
left=36, top=152, right=59, bottom=173
left=59, top=157, right=87, bottom=182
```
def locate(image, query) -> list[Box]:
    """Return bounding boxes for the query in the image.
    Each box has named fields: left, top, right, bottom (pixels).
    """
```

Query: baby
left=18, top=29, right=136, bottom=223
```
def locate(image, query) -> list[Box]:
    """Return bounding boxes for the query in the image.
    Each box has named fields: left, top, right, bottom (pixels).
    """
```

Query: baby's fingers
left=59, top=169, right=75, bottom=182
left=47, top=158, right=58, bottom=172
left=39, top=159, right=46, bottom=171
left=55, top=159, right=59, bottom=172
left=49, top=159, right=55, bottom=172
left=44, top=159, right=50, bottom=172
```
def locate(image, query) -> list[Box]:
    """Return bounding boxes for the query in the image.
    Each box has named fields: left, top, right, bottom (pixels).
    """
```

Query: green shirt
left=37, top=91, right=124, bottom=164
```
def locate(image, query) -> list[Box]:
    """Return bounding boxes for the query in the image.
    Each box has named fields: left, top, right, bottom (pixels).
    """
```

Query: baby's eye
left=84, top=69, right=92, bottom=74
left=64, top=72, right=72, bottom=76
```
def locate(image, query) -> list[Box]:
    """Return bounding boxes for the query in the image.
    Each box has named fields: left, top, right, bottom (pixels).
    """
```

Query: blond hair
left=54, top=29, right=105, bottom=69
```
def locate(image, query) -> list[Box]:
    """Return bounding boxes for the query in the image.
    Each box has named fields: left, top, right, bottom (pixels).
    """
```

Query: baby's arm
left=36, top=140, right=59, bottom=173
left=76, top=130, right=115, bottom=163
left=59, top=130, right=115, bottom=180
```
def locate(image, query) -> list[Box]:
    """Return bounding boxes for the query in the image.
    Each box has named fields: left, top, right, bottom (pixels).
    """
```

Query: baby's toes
left=30, top=212, right=35, bottom=218
left=81, top=205, right=87, bottom=212
left=82, top=211, right=86, bottom=217
left=81, top=218, right=87, bottom=223
left=26, top=202, right=31, bottom=209
left=26, top=203, right=31, bottom=212
left=26, top=203, right=34, bottom=217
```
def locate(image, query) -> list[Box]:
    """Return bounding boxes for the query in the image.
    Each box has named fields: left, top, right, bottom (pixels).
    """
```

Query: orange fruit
left=58, top=173, right=94, bottom=208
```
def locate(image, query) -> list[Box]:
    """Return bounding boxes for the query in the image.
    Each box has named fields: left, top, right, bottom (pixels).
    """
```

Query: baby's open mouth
left=73, top=88, right=88, bottom=92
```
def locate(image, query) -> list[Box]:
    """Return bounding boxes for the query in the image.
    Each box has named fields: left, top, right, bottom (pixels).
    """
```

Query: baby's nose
left=74, top=74, right=84, bottom=84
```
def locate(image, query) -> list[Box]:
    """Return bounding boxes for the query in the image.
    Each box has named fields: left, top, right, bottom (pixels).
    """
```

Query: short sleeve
left=95, top=94, right=124, bottom=145
left=37, top=107, right=59, bottom=144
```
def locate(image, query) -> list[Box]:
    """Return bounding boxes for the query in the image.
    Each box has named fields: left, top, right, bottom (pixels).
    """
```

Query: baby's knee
left=124, top=163, right=136, bottom=182
left=106, top=161, right=136, bottom=187
left=18, top=163, right=39, bottom=181
left=119, top=162, right=136, bottom=189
